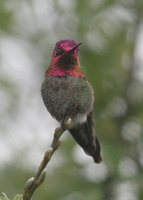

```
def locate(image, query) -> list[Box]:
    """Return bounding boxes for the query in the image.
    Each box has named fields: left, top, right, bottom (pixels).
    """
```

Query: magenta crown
left=54, top=39, right=81, bottom=54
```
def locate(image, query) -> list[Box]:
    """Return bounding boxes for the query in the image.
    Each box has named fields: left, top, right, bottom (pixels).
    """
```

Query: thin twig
left=23, top=124, right=67, bottom=200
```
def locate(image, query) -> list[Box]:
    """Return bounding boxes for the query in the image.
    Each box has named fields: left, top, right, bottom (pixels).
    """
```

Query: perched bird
left=41, top=39, right=102, bottom=163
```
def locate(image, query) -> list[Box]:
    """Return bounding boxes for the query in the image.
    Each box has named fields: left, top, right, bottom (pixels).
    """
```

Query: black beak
left=67, top=42, right=82, bottom=54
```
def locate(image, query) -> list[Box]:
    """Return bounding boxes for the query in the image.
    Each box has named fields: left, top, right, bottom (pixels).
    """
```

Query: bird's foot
left=62, top=118, right=73, bottom=130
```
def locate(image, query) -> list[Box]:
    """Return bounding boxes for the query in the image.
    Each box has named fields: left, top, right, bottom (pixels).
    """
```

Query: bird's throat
left=46, top=64, right=85, bottom=78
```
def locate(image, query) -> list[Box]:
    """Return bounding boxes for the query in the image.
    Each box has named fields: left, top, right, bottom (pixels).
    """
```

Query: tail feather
left=93, top=137, right=102, bottom=163
left=69, top=112, right=102, bottom=163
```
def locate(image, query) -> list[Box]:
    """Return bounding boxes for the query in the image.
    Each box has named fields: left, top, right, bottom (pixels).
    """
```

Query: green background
left=0, top=0, right=143, bottom=199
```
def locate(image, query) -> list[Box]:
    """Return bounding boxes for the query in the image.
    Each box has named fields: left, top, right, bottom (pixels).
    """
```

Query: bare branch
left=23, top=124, right=67, bottom=200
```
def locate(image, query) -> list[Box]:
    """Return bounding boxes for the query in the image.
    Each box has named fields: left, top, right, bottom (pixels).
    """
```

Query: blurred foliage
left=0, top=0, right=143, bottom=200
left=0, top=1, right=13, bottom=32
left=0, top=193, right=22, bottom=200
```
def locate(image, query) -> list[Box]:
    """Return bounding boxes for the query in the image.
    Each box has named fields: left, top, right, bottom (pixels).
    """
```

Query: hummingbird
left=41, top=39, right=102, bottom=163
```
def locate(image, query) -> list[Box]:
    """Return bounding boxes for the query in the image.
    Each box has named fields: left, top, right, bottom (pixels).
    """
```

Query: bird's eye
left=55, top=49, right=64, bottom=56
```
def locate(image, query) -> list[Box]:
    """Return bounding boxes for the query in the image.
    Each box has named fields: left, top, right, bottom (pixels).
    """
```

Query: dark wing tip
left=92, top=153, right=102, bottom=163
left=92, top=137, right=102, bottom=163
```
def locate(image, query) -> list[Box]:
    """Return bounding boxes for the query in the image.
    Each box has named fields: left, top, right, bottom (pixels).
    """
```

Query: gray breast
left=41, top=76, right=94, bottom=123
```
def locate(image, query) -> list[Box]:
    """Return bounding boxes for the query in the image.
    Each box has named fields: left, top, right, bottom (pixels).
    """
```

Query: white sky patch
left=73, top=145, right=108, bottom=183
left=121, top=120, right=142, bottom=142
left=0, top=140, right=13, bottom=166
left=119, top=157, right=138, bottom=178
left=0, top=35, right=59, bottom=167
left=73, top=145, right=92, bottom=164
left=0, top=37, right=36, bottom=88
left=82, top=161, right=108, bottom=183
left=135, top=23, right=143, bottom=82
left=115, top=182, right=138, bottom=200
left=59, top=0, right=76, bottom=9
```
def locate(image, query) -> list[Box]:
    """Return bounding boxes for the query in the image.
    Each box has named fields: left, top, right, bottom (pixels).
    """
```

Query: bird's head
left=51, top=39, right=82, bottom=68
left=46, top=39, right=84, bottom=77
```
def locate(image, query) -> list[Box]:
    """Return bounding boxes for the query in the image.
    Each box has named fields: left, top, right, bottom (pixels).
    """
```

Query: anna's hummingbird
left=41, top=39, right=102, bottom=163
